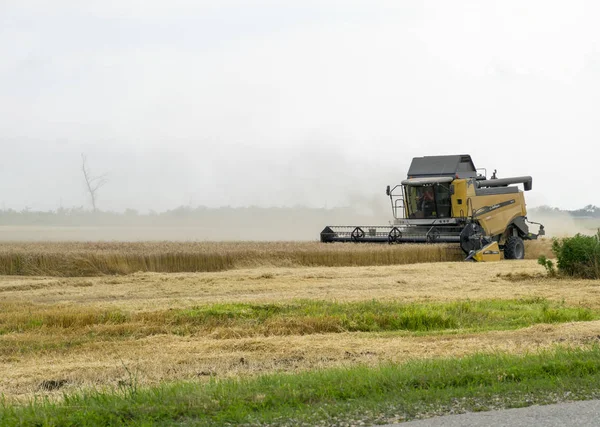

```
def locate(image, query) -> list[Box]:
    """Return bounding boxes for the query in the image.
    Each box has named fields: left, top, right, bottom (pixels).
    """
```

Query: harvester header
left=320, top=154, right=544, bottom=261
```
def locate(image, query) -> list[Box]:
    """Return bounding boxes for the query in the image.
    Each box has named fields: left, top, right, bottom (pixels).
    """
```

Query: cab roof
left=407, top=155, right=478, bottom=179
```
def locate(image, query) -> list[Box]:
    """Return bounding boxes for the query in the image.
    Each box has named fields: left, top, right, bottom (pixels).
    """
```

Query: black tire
left=504, top=236, right=525, bottom=259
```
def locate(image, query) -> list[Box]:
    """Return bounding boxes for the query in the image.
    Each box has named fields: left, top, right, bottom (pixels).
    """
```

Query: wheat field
left=3, top=242, right=600, bottom=402
left=0, top=239, right=552, bottom=276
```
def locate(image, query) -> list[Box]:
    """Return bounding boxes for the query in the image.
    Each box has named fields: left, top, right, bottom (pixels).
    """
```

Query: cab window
left=405, top=184, right=451, bottom=219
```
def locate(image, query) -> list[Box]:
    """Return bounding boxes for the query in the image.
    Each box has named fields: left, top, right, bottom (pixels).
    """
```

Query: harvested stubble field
left=0, top=243, right=597, bottom=397
left=5, top=239, right=600, bottom=425
left=0, top=239, right=551, bottom=276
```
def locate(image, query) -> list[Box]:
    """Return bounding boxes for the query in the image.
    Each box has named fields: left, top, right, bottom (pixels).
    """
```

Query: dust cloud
left=1, top=202, right=597, bottom=242
left=0, top=201, right=396, bottom=243
left=528, top=208, right=597, bottom=238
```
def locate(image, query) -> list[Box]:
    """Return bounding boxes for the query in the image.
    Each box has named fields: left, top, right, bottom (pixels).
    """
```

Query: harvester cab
left=320, top=154, right=545, bottom=261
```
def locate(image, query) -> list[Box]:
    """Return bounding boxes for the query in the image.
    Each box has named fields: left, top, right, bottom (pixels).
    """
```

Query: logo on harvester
left=474, top=199, right=515, bottom=217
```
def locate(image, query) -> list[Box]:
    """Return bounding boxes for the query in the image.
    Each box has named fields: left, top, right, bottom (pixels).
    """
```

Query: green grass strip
left=1, top=298, right=596, bottom=337
left=169, top=298, right=596, bottom=334
left=4, top=345, right=600, bottom=426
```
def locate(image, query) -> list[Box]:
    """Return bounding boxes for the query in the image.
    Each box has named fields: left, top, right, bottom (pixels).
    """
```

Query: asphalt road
left=383, top=399, right=600, bottom=427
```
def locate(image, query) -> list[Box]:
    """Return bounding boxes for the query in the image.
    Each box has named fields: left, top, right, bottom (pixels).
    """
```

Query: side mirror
left=386, top=185, right=391, bottom=196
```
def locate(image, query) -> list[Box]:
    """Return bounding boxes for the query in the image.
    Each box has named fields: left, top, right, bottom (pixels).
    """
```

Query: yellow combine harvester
left=320, top=154, right=545, bottom=261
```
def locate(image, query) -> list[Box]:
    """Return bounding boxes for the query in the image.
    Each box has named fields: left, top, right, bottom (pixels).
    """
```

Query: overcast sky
left=1, top=1, right=599, bottom=213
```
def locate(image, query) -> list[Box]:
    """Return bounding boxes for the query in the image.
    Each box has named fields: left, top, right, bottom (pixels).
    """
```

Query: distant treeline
left=532, top=205, right=600, bottom=218
left=0, top=205, right=388, bottom=227
left=0, top=204, right=597, bottom=227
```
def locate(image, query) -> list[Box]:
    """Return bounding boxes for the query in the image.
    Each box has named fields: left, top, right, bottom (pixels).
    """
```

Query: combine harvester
left=320, top=154, right=545, bottom=261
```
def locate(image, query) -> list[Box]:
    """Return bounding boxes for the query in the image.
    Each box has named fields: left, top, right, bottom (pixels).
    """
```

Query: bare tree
left=81, top=154, right=107, bottom=212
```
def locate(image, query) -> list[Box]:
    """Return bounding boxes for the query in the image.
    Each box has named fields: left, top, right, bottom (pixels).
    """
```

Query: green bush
left=537, top=255, right=556, bottom=277
left=551, top=231, right=600, bottom=279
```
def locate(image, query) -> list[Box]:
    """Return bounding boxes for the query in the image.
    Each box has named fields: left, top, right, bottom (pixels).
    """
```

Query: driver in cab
left=414, top=186, right=435, bottom=218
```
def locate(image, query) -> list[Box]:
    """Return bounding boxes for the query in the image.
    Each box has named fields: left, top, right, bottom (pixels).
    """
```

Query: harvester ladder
left=393, top=197, right=405, bottom=219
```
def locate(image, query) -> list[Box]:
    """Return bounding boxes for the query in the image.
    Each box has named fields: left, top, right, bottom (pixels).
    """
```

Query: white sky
left=1, top=1, right=599, bottom=212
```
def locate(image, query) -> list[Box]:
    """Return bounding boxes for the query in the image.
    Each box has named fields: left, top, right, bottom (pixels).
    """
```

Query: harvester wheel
left=504, top=236, right=525, bottom=260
